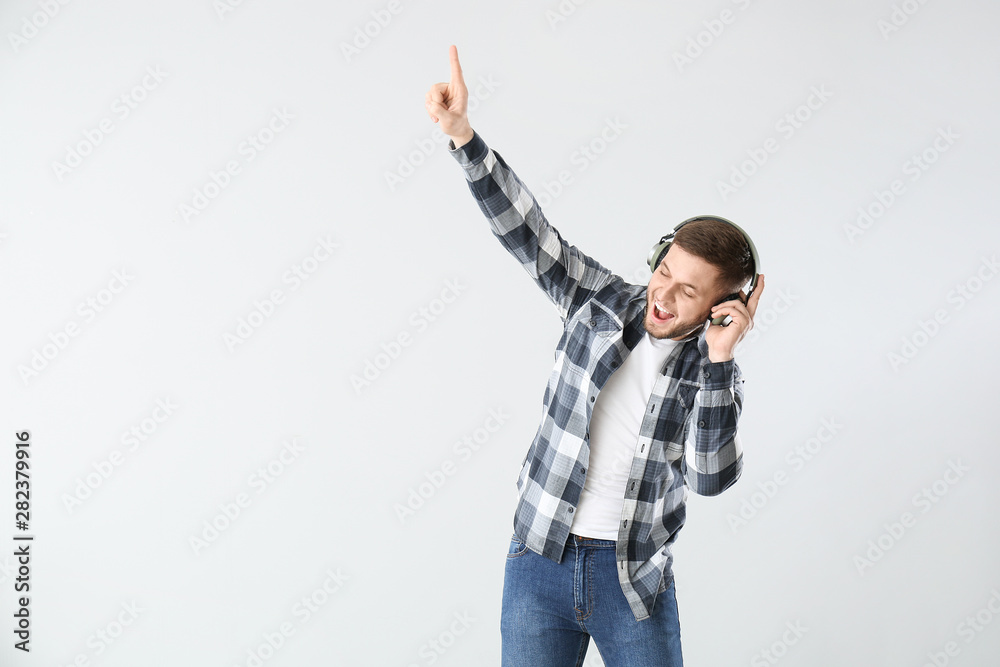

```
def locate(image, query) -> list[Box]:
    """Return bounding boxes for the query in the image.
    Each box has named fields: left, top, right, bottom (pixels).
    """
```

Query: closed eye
left=660, top=264, right=695, bottom=299
left=659, top=268, right=695, bottom=297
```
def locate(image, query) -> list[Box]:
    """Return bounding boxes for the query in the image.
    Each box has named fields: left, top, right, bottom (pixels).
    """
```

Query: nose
left=658, top=282, right=679, bottom=303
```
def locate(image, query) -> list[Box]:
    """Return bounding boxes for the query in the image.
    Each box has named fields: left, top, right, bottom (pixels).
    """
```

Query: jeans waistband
left=567, top=532, right=616, bottom=547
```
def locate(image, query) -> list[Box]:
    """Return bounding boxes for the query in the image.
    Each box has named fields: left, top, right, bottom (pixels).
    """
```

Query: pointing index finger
left=449, top=44, right=464, bottom=85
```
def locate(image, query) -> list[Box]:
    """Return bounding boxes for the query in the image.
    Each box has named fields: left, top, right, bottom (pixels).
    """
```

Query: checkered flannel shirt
left=448, top=131, right=744, bottom=622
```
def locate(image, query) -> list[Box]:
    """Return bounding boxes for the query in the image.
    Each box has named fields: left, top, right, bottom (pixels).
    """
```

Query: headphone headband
left=646, top=214, right=760, bottom=301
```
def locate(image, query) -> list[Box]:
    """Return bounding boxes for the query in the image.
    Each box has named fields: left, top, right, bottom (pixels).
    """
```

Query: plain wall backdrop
left=2, top=0, right=999, bottom=665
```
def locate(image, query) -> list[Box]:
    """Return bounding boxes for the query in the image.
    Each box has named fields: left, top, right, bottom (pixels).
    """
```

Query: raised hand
left=705, top=274, right=766, bottom=362
left=425, top=45, right=474, bottom=148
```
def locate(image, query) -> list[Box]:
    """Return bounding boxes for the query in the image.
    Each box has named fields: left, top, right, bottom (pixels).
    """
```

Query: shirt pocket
left=676, top=380, right=700, bottom=411
left=662, top=381, right=700, bottom=460
left=571, top=300, right=622, bottom=339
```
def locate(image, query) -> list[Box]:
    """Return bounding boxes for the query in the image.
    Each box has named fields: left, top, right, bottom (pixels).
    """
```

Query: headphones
left=646, top=215, right=761, bottom=326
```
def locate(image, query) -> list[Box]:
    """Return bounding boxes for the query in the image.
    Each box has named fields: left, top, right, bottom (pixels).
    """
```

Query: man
left=425, top=45, right=765, bottom=666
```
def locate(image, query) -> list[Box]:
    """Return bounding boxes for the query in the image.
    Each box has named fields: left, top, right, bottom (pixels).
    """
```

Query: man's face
left=644, top=244, right=725, bottom=340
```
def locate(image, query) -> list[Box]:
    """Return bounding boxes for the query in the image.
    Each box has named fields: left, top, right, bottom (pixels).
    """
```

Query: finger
left=746, top=274, right=765, bottom=316
left=710, top=302, right=747, bottom=319
left=449, top=44, right=464, bottom=86
left=711, top=302, right=750, bottom=327
left=426, top=99, right=452, bottom=122
left=429, top=83, right=446, bottom=104
left=425, top=96, right=447, bottom=122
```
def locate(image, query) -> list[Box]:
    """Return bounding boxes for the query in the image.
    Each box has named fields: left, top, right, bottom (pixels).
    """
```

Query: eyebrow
left=659, top=260, right=700, bottom=293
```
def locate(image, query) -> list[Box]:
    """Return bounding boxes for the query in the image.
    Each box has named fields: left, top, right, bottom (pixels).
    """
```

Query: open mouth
left=650, top=301, right=674, bottom=324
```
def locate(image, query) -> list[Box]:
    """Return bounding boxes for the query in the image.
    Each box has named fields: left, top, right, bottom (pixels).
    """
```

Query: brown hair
left=672, top=218, right=754, bottom=296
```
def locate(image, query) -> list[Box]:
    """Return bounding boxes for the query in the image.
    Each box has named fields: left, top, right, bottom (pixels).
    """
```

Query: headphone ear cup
left=648, top=241, right=671, bottom=272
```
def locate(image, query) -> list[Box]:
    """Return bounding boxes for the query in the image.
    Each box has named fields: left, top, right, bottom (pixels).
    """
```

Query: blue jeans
left=501, top=532, right=683, bottom=666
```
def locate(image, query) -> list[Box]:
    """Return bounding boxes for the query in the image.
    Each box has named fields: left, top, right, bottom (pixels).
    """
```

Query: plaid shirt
left=448, top=131, right=744, bottom=622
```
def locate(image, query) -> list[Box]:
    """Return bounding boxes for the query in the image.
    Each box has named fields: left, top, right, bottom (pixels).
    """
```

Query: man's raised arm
left=424, top=45, right=614, bottom=322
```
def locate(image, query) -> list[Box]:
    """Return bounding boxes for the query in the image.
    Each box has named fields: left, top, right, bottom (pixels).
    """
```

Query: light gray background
left=2, top=0, right=999, bottom=665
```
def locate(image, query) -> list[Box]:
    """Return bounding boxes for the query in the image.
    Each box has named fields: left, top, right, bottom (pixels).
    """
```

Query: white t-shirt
left=570, top=331, right=682, bottom=539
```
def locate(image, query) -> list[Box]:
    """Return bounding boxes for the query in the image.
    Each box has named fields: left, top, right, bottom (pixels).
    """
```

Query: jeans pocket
left=507, top=533, right=529, bottom=558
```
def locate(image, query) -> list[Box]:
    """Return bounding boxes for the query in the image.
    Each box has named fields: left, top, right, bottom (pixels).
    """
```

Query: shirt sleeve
left=448, top=131, right=614, bottom=323
left=681, top=359, right=744, bottom=496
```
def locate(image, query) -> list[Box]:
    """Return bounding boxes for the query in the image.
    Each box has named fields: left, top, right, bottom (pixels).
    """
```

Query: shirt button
left=590, top=396, right=595, bottom=403
left=589, top=319, right=596, bottom=327
left=703, top=369, right=711, bottom=379
left=568, top=507, right=574, bottom=513
left=698, top=420, right=706, bottom=427
left=580, top=467, right=586, bottom=474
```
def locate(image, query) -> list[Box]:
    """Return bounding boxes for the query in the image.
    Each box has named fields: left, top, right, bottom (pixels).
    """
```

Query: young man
left=426, top=46, right=765, bottom=666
